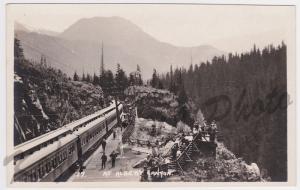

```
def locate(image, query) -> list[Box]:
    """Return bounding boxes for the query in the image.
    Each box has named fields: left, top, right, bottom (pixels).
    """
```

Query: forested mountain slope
left=159, top=43, right=287, bottom=181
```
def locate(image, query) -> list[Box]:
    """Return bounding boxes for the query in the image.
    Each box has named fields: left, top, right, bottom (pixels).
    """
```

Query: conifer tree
left=115, top=63, right=128, bottom=92
left=86, top=73, right=91, bottom=83
left=73, top=71, right=79, bottom=81
left=136, top=64, right=143, bottom=85
left=82, top=72, right=86, bottom=81
left=150, top=69, right=159, bottom=88
left=93, top=73, right=99, bottom=85
left=14, top=38, right=24, bottom=59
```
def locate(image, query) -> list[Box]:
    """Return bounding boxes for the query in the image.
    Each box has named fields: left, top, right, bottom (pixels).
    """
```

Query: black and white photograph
left=3, top=2, right=297, bottom=187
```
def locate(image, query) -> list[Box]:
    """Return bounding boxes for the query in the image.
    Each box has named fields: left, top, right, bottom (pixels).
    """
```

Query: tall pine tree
left=73, top=71, right=79, bottom=81
left=115, top=63, right=128, bottom=93
left=150, top=69, right=159, bottom=88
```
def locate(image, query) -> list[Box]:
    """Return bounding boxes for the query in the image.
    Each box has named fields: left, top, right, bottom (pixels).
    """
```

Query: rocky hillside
left=125, top=86, right=195, bottom=126
left=182, top=143, right=269, bottom=182
left=14, top=58, right=105, bottom=145
left=167, top=143, right=269, bottom=182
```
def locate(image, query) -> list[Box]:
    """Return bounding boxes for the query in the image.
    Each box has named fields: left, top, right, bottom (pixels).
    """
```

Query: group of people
left=100, top=106, right=136, bottom=170
left=100, top=126, right=126, bottom=170
left=191, top=120, right=218, bottom=142
left=140, top=153, right=170, bottom=181
left=100, top=149, right=119, bottom=169
left=192, top=120, right=217, bottom=133
left=100, top=123, right=126, bottom=170
left=101, top=139, right=123, bottom=170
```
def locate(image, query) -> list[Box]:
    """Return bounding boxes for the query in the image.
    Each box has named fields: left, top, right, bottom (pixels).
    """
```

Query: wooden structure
left=167, top=131, right=217, bottom=174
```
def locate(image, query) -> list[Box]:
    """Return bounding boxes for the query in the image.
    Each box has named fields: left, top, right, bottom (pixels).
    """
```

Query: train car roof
left=65, top=102, right=116, bottom=131
left=14, top=127, right=70, bottom=156
left=73, top=103, right=122, bottom=135
left=73, top=116, right=106, bottom=135
left=15, top=134, right=78, bottom=173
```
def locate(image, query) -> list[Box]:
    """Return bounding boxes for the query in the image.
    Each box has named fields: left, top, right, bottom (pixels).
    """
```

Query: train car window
left=26, top=173, right=29, bottom=182
left=30, top=173, right=34, bottom=182
left=41, top=164, right=45, bottom=177
left=55, top=157, right=58, bottom=167
left=49, top=160, right=52, bottom=170
left=23, top=174, right=27, bottom=182
left=52, top=158, right=56, bottom=168
left=34, top=170, right=38, bottom=181
left=31, top=170, right=36, bottom=182
left=48, top=161, right=52, bottom=172
left=38, top=166, right=42, bottom=179
left=27, top=173, right=31, bottom=182
left=45, top=162, right=49, bottom=172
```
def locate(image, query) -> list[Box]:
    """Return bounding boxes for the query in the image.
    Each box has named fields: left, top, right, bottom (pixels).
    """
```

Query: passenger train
left=13, top=101, right=123, bottom=182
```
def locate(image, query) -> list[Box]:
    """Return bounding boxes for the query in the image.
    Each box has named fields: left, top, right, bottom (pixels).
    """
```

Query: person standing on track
left=101, top=138, right=107, bottom=152
left=101, top=153, right=107, bottom=169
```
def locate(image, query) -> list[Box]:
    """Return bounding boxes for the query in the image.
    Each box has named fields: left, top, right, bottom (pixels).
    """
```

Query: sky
left=7, top=4, right=295, bottom=53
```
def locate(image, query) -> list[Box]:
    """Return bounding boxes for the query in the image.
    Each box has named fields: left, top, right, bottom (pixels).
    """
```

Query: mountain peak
left=15, top=22, right=30, bottom=33
left=60, top=16, right=144, bottom=42
left=15, top=22, right=59, bottom=36
left=17, top=17, right=224, bottom=79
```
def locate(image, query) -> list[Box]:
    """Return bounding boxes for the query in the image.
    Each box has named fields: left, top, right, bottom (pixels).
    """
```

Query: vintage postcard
left=5, top=2, right=297, bottom=188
